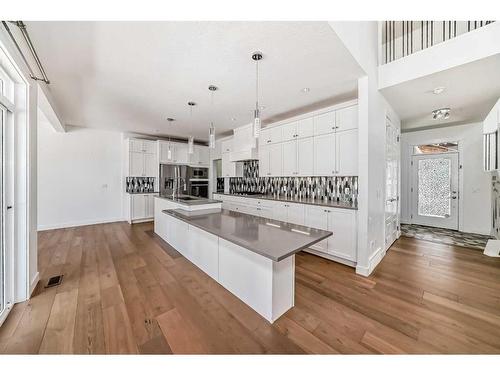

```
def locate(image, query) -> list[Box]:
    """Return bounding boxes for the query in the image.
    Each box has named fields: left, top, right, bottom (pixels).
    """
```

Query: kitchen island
left=154, top=206, right=331, bottom=322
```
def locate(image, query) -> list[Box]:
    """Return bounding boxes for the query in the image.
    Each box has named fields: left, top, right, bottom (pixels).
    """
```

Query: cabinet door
left=259, top=145, right=270, bottom=177
left=336, top=129, right=358, bottom=176
left=327, top=209, right=357, bottom=261
left=287, top=203, right=305, bottom=225
left=313, top=111, right=335, bottom=136
left=282, top=140, right=297, bottom=176
left=131, top=195, right=146, bottom=219
left=335, top=105, right=358, bottom=132
left=196, top=146, right=210, bottom=166
left=221, top=138, right=233, bottom=153
left=304, top=206, right=329, bottom=252
left=146, top=195, right=155, bottom=218
left=143, top=140, right=157, bottom=154
left=130, top=139, right=144, bottom=153
left=222, top=152, right=236, bottom=177
left=273, top=203, right=288, bottom=222
left=297, top=117, right=314, bottom=139
left=269, top=143, right=283, bottom=176
left=159, top=142, right=171, bottom=163
left=297, top=137, right=314, bottom=176
left=281, top=122, right=297, bottom=142
left=144, top=153, right=157, bottom=177
left=130, top=152, right=144, bottom=176
left=173, top=143, right=188, bottom=164
left=313, top=133, right=335, bottom=176
left=260, top=128, right=272, bottom=145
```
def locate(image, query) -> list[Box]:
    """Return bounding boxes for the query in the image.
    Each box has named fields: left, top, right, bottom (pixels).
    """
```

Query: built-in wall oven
left=187, top=166, right=209, bottom=198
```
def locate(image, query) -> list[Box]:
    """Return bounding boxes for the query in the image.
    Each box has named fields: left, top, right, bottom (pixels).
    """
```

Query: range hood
left=229, top=123, right=259, bottom=162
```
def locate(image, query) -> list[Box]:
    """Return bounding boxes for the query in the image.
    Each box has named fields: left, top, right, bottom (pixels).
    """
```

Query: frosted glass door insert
left=411, top=152, right=459, bottom=230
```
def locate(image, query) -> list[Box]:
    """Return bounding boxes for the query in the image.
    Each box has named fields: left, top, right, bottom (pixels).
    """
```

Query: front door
left=411, top=152, right=459, bottom=230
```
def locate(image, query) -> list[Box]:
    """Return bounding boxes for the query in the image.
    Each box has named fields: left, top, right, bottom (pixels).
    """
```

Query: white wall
left=401, top=123, right=491, bottom=235
left=38, top=122, right=124, bottom=230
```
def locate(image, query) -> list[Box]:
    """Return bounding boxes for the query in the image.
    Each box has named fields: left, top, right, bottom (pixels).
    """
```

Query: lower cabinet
left=305, top=205, right=357, bottom=262
left=214, top=194, right=357, bottom=265
left=127, top=193, right=157, bottom=223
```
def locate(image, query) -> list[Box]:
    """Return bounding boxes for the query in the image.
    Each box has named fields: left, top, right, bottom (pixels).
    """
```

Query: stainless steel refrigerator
left=159, top=164, right=189, bottom=197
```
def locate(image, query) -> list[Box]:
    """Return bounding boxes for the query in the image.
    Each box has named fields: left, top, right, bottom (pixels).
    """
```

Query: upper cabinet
left=221, top=138, right=233, bottom=154
left=262, top=104, right=358, bottom=177
left=158, top=141, right=189, bottom=164
left=230, top=125, right=258, bottom=161
left=335, top=105, right=358, bottom=132
left=483, top=98, right=500, bottom=134
left=260, top=125, right=282, bottom=145
left=189, top=145, right=210, bottom=166
left=313, top=111, right=336, bottom=136
left=129, top=139, right=157, bottom=154
left=126, top=138, right=158, bottom=177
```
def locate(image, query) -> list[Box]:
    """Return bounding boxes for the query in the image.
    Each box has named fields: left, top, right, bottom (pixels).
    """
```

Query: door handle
left=7, top=205, right=12, bottom=210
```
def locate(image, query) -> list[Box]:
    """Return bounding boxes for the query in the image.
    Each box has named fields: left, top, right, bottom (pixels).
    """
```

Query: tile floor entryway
left=401, top=224, right=493, bottom=250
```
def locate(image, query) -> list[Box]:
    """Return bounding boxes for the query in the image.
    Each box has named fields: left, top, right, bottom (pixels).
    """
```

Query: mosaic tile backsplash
left=229, top=161, right=358, bottom=203
left=126, top=177, right=155, bottom=193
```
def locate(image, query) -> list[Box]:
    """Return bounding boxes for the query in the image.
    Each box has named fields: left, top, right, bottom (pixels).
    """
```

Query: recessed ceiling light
left=301, top=87, right=310, bottom=93
left=432, top=86, right=446, bottom=95
left=432, top=107, right=451, bottom=120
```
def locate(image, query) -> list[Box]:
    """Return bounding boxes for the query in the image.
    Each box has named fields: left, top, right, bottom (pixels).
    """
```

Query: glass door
left=411, top=152, right=459, bottom=230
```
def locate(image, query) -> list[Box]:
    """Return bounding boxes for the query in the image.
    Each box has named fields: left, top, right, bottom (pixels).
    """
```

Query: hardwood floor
left=1, top=221, right=500, bottom=354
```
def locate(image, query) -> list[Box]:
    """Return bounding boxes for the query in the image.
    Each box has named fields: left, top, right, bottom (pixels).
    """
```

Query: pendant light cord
left=255, top=58, right=259, bottom=108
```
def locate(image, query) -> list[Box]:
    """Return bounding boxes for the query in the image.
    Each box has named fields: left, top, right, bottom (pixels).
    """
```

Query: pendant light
left=208, top=85, right=218, bottom=149
left=252, top=51, right=263, bottom=138
left=187, top=101, right=196, bottom=154
left=166, top=117, right=175, bottom=160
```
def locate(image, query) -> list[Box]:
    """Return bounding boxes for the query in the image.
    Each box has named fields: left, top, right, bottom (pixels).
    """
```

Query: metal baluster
left=421, top=21, right=424, bottom=50
left=385, top=21, right=388, bottom=63
left=454, top=21, right=457, bottom=37
left=392, top=21, right=395, bottom=61
left=468, top=21, right=470, bottom=32
left=448, top=21, right=451, bottom=40
left=443, top=21, right=445, bottom=41
left=410, top=21, right=413, bottom=54
left=402, top=21, right=405, bottom=56
left=431, top=21, right=434, bottom=46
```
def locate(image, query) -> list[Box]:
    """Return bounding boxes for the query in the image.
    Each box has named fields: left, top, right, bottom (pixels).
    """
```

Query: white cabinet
left=157, top=141, right=189, bottom=165
left=259, top=145, right=270, bottom=177
left=327, top=209, right=357, bottom=261
left=282, top=140, right=298, bottom=176
left=305, top=205, right=357, bottom=261
left=313, top=111, right=335, bottom=136
left=210, top=139, right=223, bottom=160
left=129, top=193, right=157, bottom=223
left=129, top=152, right=145, bottom=176
left=127, top=139, right=158, bottom=177
left=221, top=138, right=233, bottom=154
left=297, top=117, right=314, bottom=139
left=287, top=203, right=305, bottom=225
left=261, top=126, right=282, bottom=145
left=129, top=151, right=157, bottom=177
left=188, top=225, right=219, bottom=280
left=190, top=145, right=210, bottom=166
left=282, top=118, right=313, bottom=141
left=313, top=133, right=336, bottom=176
left=269, top=143, right=283, bottom=176
left=335, top=105, right=358, bottom=132
left=221, top=153, right=242, bottom=177
left=282, top=121, right=298, bottom=142
left=305, top=205, right=329, bottom=253
left=144, top=153, right=158, bottom=177
left=336, top=129, right=358, bottom=176
left=297, top=137, right=314, bottom=176
left=259, top=143, right=282, bottom=177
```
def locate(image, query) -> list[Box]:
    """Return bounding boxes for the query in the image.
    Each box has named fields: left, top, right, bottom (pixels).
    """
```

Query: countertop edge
left=162, top=209, right=332, bottom=262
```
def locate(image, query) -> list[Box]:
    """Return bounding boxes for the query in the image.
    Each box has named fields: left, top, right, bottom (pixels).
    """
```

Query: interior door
left=411, top=152, right=459, bottom=230
left=385, top=118, right=400, bottom=250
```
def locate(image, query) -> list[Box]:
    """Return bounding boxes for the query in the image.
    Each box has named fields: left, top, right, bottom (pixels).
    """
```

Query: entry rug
left=401, top=224, right=493, bottom=250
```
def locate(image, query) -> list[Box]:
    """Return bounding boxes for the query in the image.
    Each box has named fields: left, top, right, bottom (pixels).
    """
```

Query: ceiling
left=23, top=21, right=364, bottom=140
left=381, top=53, right=500, bottom=131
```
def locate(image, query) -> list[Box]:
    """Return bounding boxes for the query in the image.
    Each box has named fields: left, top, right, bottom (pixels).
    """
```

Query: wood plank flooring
left=1, top=221, right=500, bottom=354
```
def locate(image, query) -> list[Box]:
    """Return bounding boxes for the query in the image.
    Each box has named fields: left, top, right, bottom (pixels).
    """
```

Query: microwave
left=188, top=166, right=209, bottom=180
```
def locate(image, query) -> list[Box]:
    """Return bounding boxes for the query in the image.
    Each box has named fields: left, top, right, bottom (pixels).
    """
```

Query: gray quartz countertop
left=162, top=208, right=332, bottom=262
left=214, top=193, right=357, bottom=210
left=156, top=195, right=221, bottom=206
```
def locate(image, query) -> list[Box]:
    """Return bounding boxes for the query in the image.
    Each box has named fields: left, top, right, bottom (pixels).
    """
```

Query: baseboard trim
left=29, top=272, right=40, bottom=296
left=356, top=246, right=385, bottom=277
left=37, top=217, right=125, bottom=231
